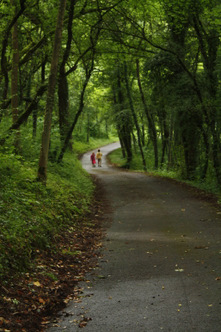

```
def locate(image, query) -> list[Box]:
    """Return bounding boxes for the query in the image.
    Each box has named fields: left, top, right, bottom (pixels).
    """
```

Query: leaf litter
left=0, top=179, right=109, bottom=331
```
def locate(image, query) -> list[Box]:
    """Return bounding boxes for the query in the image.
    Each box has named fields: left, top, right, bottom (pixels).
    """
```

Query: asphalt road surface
left=48, top=142, right=221, bottom=332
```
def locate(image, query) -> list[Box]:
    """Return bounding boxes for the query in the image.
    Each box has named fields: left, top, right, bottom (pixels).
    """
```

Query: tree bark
left=124, top=61, right=146, bottom=171
left=0, top=0, right=26, bottom=122
left=116, top=67, right=132, bottom=164
left=136, top=59, right=158, bottom=169
left=33, top=58, right=47, bottom=138
left=58, top=0, right=76, bottom=144
left=192, top=15, right=221, bottom=184
left=112, top=86, right=126, bottom=158
left=37, top=0, right=67, bottom=183
left=57, top=73, right=91, bottom=163
left=11, top=0, right=20, bottom=152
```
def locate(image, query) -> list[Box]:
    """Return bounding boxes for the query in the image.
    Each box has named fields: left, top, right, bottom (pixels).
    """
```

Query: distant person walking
left=90, top=152, right=96, bottom=167
left=96, top=149, right=103, bottom=167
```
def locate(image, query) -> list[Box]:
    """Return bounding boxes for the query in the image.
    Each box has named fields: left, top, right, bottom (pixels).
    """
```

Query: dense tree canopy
left=0, top=0, right=221, bottom=186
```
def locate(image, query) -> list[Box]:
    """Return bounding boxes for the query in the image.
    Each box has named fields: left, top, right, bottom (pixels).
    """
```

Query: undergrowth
left=0, top=150, right=95, bottom=280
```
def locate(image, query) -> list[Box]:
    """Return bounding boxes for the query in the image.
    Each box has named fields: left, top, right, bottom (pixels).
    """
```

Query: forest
left=0, top=0, right=221, bottom=328
left=1, top=0, right=221, bottom=184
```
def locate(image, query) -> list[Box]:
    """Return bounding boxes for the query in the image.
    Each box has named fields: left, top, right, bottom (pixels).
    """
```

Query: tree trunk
left=37, top=0, right=67, bottom=183
left=57, top=74, right=91, bottom=163
left=112, top=86, right=126, bottom=158
left=33, top=58, right=47, bottom=138
left=192, top=15, right=221, bottom=184
left=11, top=0, right=20, bottom=152
left=160, top=108, right=169, bottom=167
left=124, top=61, right=146, bottom=171
left=58, top=0, right=75, bottom=144
left=0, top=0, right=26, bottom=123
left=58, top=73, right=69, bottom=143
left=116, top=67, right=132, bottom=164
left=136, top=59, right=158, bottom=169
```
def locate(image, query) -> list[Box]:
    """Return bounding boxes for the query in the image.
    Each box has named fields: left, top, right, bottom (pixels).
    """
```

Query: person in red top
left=90, top=152, right=96, bottom=167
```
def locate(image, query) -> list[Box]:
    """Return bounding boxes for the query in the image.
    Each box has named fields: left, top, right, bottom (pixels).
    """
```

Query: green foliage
left=0, top=150, right=94, bottom=280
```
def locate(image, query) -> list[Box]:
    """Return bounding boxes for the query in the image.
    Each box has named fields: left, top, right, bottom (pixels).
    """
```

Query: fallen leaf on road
left=78, top=316, right=92, bottom=328
left=175, top=269, right=184, bottom=272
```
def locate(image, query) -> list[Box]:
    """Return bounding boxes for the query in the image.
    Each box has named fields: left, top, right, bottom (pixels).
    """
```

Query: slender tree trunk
left=33, top=58, right=47, bottom=138
left=11, top=0, right=20, bottom=152
left=57, top=74, right=91, bottom=163
left=0, top=0, right=26, bottom=123
left=160, top=108, right=170, bottom=166
left=124, top=62, right=146, bottom=170
left=58, top=73, right=69, bottom=143
left=200, top=130, right=209, bottom=180
left=119, top=136, right=126, bottom=158
left=117, top=68, right=132, bottom=164
left=136, top=59, right=158, bottom=169
left=112, top=86, right=126, bottom=158
left=210, top=120, right=221, bottom=185
left=58, top=0, right=75, bottom=144
left=32, top=109, right=37, bottom=138
left=37, top=0, right=67, bottom=183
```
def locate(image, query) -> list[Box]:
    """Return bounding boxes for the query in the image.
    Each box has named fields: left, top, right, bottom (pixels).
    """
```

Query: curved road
left=48, top=142, right=221, bottom=332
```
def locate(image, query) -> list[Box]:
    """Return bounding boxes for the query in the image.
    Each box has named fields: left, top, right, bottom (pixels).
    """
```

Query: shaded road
left=48, top=142, right=221, bottom=331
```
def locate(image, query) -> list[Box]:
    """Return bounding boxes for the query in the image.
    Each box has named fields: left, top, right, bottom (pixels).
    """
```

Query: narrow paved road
left=48, top=142, right=221, bottom=332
